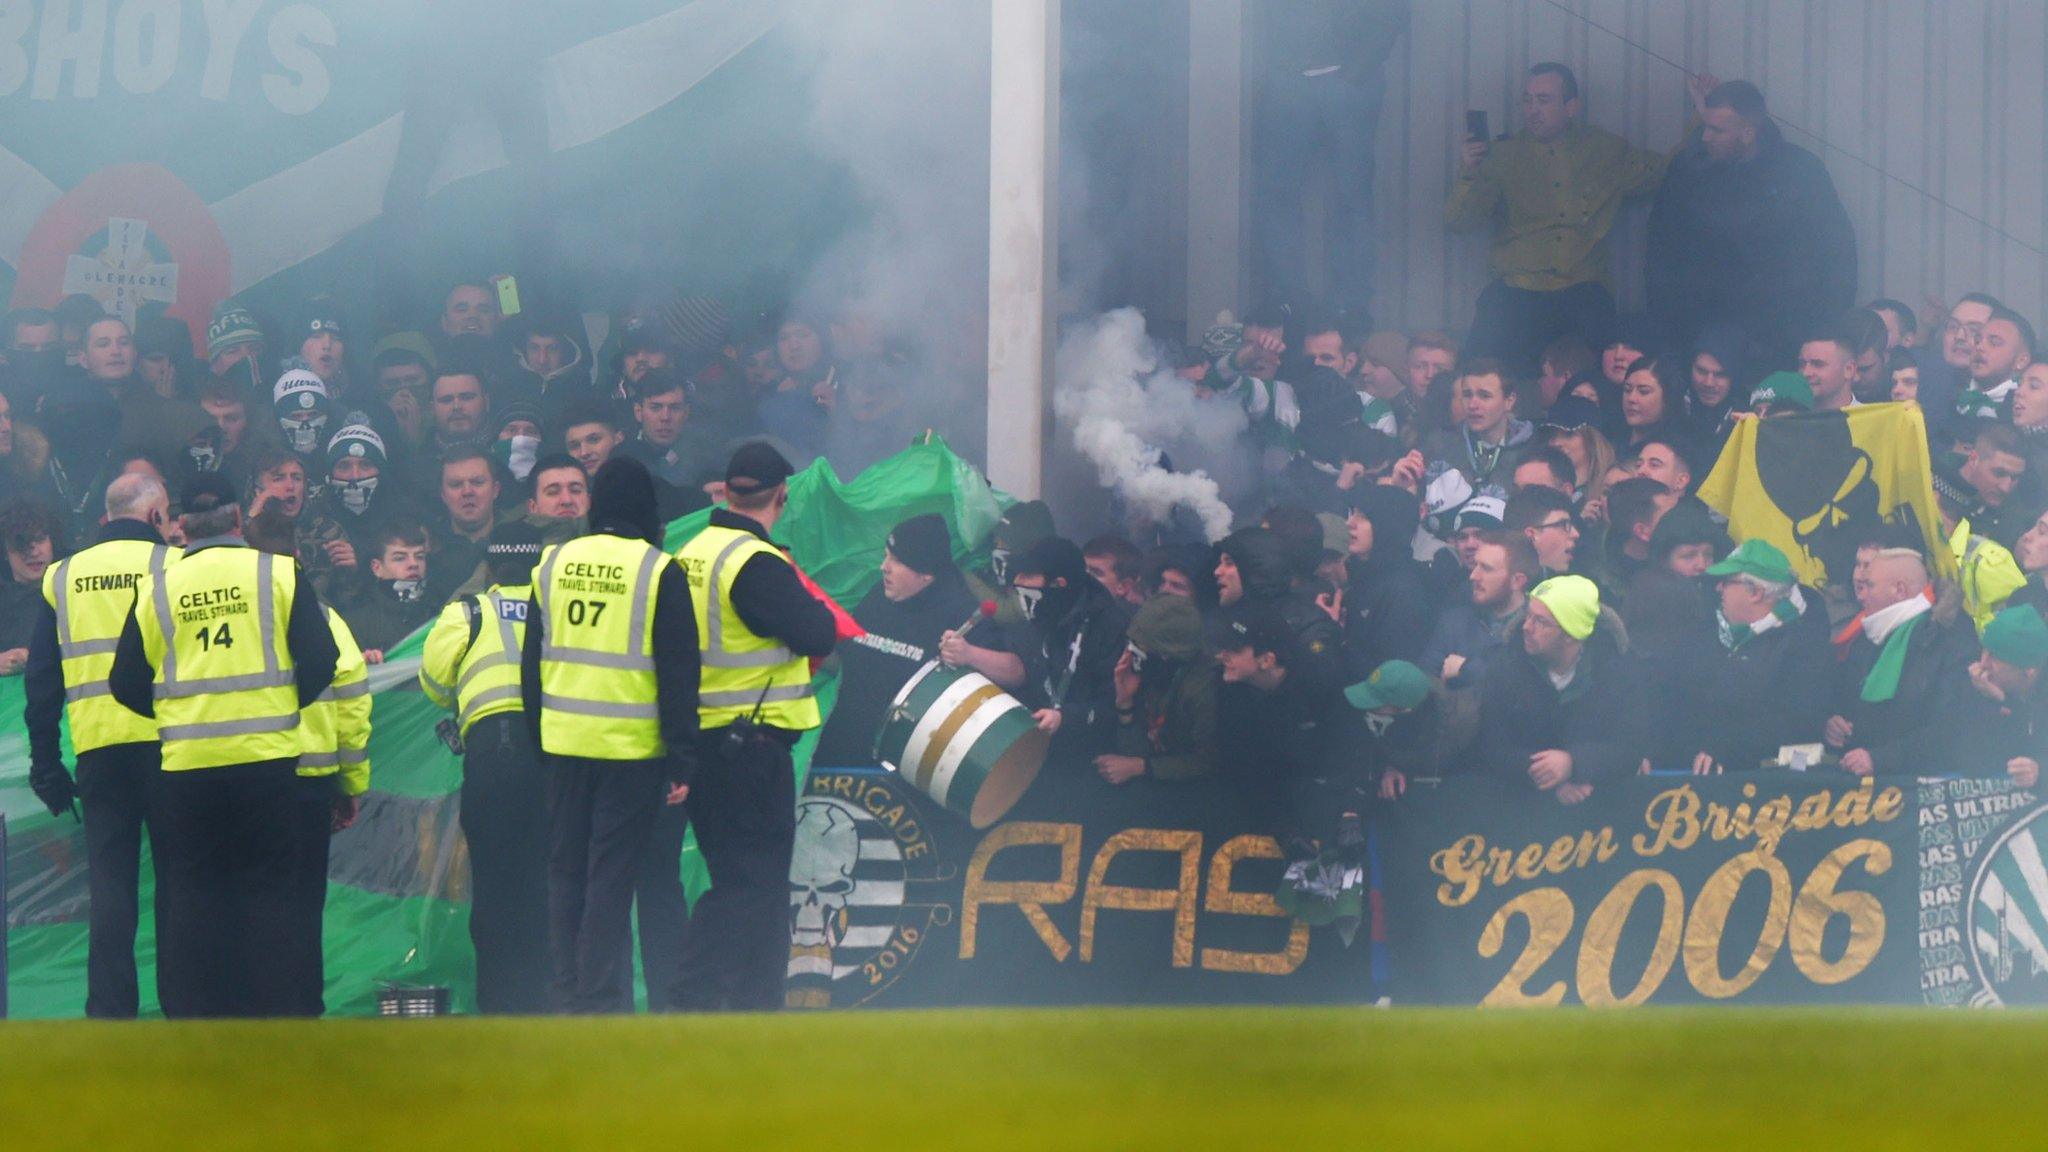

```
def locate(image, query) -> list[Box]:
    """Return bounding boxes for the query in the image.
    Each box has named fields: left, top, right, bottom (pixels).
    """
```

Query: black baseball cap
left=726, top=441, right=795, bottom=496
left=1205, top=601, right=1295, bottom=658
left=183, top=473, right=241, bottom=515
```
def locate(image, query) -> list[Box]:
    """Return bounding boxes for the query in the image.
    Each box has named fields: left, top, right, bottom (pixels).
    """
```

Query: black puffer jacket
left=1477, top=610, right=1649, bottom=786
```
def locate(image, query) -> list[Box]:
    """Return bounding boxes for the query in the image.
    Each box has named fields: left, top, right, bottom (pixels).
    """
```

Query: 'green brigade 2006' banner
left=1378, top=772, right=2048, bottom=1007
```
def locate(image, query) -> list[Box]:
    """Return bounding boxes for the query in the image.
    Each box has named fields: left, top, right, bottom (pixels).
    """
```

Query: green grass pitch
left=2, top=1007, right=2034, bottom=1149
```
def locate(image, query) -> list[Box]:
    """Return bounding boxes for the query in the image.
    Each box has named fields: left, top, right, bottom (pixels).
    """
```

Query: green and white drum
left=874, top=661, right=1048, bottom=828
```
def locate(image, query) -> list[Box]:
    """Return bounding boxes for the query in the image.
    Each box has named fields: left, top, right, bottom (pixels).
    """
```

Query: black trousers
left=151, top=760, right=298, bottom=1019
left=1250, top=70, right=1387, bottom=315
left=636, top=801, right=692, bottom=1011
left=285, top=775, right=338, bottom=1018
left=546, top=757, right=662, bottom=1014
left=75, top=744, right=159, bottom=1020
left=460, top=715, right=551, bottom=1014
left=1464, top=280, right=1619, bottom=377
left=674, top=729, right=797, bottom=1012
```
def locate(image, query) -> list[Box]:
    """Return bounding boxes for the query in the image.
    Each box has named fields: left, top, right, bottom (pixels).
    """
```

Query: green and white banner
left=0, top=1, right=843, bottom=341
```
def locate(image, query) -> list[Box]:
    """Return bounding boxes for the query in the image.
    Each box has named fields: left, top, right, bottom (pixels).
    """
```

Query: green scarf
left=1860, top=613, right=1926, bottom=703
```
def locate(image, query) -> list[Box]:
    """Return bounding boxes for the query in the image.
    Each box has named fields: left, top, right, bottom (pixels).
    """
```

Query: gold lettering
left=1791, top=792, right=1832, bottom=831
left=1542, top=834, right=1580, bottom=875
left=1702, top=801, right=1734, bottom=842
left=1199, top=835, right=1309, bottom=975
left=1429, top=834, right=1489, bottom=907
left=1579, top=827, right=1620, bottom=867
left=1751, top=796, right=1793, bottom=856
left=1873, top=786, right=1903, bottom=822
left=1831, top=777, right=1876, bottom=827
left=1079, top=829, right=1201, bottom=966
left=959, top=822, right=1081, bottom=961
left=1486, top=847, right=1515, bottom=887
left=1512, top=842, right=1545, bottom=881
left=1634, top=786, right=1701, bottom=857
left=1578, top=869, right=1682, bottom=1007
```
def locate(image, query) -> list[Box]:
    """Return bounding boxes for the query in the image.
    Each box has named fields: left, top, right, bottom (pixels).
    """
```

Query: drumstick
left=953, top=600, right=998, bottom=640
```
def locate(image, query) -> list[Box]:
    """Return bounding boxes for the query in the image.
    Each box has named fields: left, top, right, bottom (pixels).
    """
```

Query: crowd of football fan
left=1, top=65, right=2044, bottom=891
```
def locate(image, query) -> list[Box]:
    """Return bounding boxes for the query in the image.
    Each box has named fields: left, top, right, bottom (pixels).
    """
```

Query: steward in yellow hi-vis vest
left=518, top=458, right=700, bottom=1014
left=421, top=520, right=551, bottom=1014
left=673, top=443, right=839, bottom=1013
left=288, top=601, right=371, bottom=1018
left=107, top=475, right=339, bottom=1020
left=22, top=473, right=178, bottom=1019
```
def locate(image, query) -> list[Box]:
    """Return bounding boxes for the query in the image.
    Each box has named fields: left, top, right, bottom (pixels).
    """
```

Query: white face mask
left=508, top=434, right=539, bottom=480
left=334, top=475, right=379, bottom=514
left=989, top=547, right=1011, bottom=584
left=388, top=578, right=422, bottom=603
left=1014, top=585, right=1042, bottom=622
left=283, top=413, right=328, bottom=455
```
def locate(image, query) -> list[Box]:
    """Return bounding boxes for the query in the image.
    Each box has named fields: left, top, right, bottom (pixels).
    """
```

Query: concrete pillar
left=986, top=0, right=1060, bottom=499
left=1186, top=0, right=1244, bottom=340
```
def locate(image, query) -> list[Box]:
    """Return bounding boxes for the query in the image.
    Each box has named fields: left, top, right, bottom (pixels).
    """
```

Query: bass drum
left=873, top=660, right=1047, bottom=828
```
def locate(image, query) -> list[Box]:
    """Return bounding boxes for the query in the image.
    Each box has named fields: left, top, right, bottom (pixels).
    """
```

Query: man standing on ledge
left=522, top=457, right=701, bottom=1013
left=1447, top=62, right=1687, bottom=372
left=674, top=442, right=838, bottom=1011
left=108, top=474, right=339, bottom=1018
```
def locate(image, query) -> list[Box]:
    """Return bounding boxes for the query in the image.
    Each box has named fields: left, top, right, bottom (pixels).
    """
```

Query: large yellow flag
left=1696, top=403, right=1951, bottom=588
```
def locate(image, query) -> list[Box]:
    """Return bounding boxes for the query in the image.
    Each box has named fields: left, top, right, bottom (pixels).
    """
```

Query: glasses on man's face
left=1536, top=517, right=1578, bottom=536
left=1944, top=320, right=1985, bottom=340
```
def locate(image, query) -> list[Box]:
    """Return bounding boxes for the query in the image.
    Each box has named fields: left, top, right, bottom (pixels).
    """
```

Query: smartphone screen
left=1466, top=110, right=1488, bottom=140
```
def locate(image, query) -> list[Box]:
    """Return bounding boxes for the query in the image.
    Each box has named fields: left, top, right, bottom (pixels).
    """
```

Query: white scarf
left=1862, top=591, right=1932, bottom=644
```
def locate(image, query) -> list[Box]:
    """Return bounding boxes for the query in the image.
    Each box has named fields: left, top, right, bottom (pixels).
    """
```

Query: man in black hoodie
left=1214, top=526, right=1344, bottom=685
left=1336, top=484, right=1434, bottom=682
left=816, top=514, right=1014, bottom=766
left=1008, top=536, right=1130, bottom=767
left=1646, top=81, right=1856, bottom=359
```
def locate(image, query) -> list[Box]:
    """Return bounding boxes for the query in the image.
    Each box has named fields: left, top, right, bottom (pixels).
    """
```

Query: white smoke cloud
left=1053, top=307, right=1246, bottom=543
left=787, top=3, right=985, bottom=340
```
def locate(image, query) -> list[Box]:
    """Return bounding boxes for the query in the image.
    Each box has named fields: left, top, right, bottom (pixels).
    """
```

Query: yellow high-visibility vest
left=42, top=537, right=178, bottom=753
left=676, top=525, right=819, bottom=731
left=421, top=583, right=529, bottom=737
left=133, top=546, right=303, bottom=772
left=299, top=606, right=371, bottom=796
left=533, top=536, right=670, bottom=760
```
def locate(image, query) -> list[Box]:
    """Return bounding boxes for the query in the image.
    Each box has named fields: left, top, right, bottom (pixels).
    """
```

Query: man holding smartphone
left=1446, top=63, right=1686, bottom=375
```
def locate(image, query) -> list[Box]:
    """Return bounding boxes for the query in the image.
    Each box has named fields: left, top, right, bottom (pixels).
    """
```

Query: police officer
left=674, top=442, right=838, bottom=1011
left=421, top=520, right=549, bottom=1013
left=22, top=472, right=179, bottom=1018
left=246, top=507, right=369, bottom=1017
left=107, top=474, right=339, bottom=1018
left=520, top=457, right=700, bottom=1014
